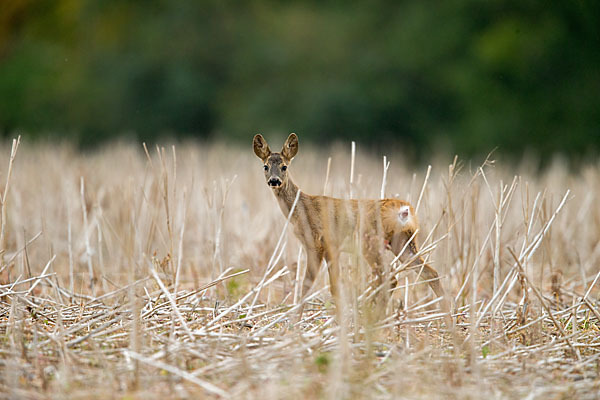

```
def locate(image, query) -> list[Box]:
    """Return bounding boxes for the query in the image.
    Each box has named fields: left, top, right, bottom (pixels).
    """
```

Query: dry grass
left=0, top=137, right=599, bottom=399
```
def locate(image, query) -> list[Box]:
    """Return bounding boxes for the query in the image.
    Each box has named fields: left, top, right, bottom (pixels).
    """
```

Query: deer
left=253, top=133, right=451, bottom=322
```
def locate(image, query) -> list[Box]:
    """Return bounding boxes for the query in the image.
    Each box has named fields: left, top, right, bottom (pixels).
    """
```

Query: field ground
left=0, top=138, right=599, bottom=399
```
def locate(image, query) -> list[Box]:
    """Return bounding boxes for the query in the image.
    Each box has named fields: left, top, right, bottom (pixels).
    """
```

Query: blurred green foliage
left=0, top=0, right=599, bottom=158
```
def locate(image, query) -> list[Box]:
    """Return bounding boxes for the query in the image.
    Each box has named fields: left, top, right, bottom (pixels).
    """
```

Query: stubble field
left=0, top=137, right=599, bottom=399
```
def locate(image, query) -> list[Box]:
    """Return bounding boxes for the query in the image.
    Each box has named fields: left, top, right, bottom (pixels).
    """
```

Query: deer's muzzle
left=268, top=177, right=282, bottom=187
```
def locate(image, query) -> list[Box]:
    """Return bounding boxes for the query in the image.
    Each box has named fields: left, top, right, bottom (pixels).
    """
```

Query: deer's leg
left=302, top=246, right=323, bottom=298
left=323, top=247, right=340, bottom=301
left=323, top=247, right=347, bottom=322
left=292, top=246, right=323, bottom=325
left=362, top=235, right=391, bottom=319
left=390, top=232, right=443, bottom=296
left=390, top=231, right=453, bottom=327
left=362, top=233, right=387, bottom=287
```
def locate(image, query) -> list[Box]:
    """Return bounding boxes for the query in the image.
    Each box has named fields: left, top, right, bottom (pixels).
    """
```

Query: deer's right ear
left=253, top=134, right=271, bottom=161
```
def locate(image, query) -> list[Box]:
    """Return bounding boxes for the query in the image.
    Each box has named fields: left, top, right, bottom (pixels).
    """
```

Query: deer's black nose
left=268, top=177, right=282, bottom=187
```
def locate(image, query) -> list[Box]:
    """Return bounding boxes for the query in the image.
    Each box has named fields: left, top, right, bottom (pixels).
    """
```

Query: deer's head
left=253, top=133, right=298, bottom=189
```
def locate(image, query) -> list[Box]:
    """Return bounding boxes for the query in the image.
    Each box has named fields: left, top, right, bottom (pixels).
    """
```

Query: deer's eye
left=281, top=165, right=287, bottom=171
left=263, top=165, right=268, bottom=171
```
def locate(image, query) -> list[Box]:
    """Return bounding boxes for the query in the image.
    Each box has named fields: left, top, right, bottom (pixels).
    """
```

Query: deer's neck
left=272, top=177, right=301, bottom=217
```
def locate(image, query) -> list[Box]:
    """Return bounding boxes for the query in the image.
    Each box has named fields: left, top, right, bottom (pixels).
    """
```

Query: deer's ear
left=253, top=134, right=271, bottom=161
left=281, top=133, right=298, bottom=161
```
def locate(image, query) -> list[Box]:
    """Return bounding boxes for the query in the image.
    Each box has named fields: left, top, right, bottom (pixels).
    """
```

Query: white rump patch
left=398, top=205, right=411, bottom=225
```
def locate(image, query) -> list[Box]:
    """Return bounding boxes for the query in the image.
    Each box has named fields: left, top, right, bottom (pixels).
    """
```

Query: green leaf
left=482, top=345, right=490, bottom=358
left=315, top=353, right=330, bottom=373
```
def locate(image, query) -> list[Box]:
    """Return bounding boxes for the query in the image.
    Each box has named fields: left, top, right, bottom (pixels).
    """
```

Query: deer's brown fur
left=253, top=133, right=447, bottom=315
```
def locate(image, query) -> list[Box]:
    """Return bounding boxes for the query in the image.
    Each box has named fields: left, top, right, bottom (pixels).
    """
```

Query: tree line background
left=1, top=0, right=599, bottom=160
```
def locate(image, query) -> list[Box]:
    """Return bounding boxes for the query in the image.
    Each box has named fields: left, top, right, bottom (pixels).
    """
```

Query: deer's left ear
left=281, top=133, right=298, bottom=161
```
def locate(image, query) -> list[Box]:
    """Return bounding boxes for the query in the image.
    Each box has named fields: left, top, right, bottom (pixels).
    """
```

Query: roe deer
left=253, top=133, right=450, bottom=320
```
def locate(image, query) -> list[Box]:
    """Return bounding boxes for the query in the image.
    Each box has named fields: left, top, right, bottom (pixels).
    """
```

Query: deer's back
left=293, top=193, right=416, bottom=251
